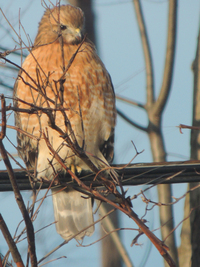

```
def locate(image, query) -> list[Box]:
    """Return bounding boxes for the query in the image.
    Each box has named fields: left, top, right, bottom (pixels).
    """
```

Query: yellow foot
left=70, top=164, right=82, bottom=174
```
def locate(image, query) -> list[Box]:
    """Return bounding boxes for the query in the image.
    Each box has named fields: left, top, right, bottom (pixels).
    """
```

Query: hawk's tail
left=51, top=187, right=94, bottom=241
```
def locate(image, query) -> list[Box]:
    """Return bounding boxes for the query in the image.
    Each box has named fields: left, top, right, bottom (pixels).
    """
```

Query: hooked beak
left=75, top=28, right=83, bottom=42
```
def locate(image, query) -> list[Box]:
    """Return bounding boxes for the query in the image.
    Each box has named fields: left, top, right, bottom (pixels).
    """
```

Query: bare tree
left=2, top=1, right=200, bottom=267
left=117, top=0, right=179, bottom=265
left=0, top=3, right=178, bottom=266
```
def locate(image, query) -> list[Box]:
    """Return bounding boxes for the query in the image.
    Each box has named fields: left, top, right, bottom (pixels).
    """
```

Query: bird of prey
left=14, top=4, right=116, bottom=240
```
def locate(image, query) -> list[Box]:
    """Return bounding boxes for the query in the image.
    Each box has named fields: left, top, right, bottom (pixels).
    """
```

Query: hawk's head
left=35, top=5, right=85, bottom=46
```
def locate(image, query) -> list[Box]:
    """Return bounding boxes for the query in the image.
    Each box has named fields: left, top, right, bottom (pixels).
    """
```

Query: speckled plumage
left=14, top=5, right=116, bottom=240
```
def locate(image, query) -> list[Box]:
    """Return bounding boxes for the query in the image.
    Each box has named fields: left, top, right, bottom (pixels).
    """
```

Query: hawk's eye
left=60, top=25, right=67, bottom=30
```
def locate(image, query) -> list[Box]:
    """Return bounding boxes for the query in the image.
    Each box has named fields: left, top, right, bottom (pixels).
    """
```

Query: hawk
left=14, top=5, right=116, bottom=240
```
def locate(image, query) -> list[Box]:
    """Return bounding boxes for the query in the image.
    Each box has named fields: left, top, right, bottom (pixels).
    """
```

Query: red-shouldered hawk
left=14, top=5, right=116, bottom=240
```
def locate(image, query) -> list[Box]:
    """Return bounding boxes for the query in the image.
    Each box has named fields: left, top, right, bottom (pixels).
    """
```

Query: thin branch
left=59, top=34, right=87, bottom=81
left=0, top=95, right=6, bottom=139
left=117, top=108, right=148, bottom=132
left=116, top=95, right=145, bottom=109
left=1, top=99, right=68, bottom=114
left=0, top=214, right=24, bottom=267
left=178, top=123, right=200, bottom=134
left=0, top=56, right=56, bottom=106
left=133, top=0, right=155, bottom=105
left=0, top=46, right=27, bottom=57
left=154, top=0, right=177, bottom=116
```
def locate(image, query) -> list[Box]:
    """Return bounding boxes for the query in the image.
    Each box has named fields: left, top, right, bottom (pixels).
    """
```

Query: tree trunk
left=148, top=116, right=179, bottom=267
left=189, top=25, right=200, bottom=267
left=100, top=203, right=122, bottom=267
left=178, top=188, right=191, bottom=267
left=179, top=24, right=200, bottom=267
left=132, top=1, right=179, bottom=265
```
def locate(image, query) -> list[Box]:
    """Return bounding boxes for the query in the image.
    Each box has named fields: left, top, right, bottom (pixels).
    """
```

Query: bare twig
left=0, top=45, right=27, bottom=57
left=178, top=123, right=200, bottom=134
left=0, top=95, right=6, bottom=139
left=116, top=95, right=144, bottom=109
left=163, top=205, right=196, bottom=243
left=0, top=214, right=24, bottom=267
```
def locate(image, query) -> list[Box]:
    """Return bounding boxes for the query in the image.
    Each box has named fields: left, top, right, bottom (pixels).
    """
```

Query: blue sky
left=0, top=0, right=200, bottom=266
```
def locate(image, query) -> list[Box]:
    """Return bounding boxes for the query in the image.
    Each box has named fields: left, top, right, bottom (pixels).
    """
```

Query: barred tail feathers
left=52, top=187, right=94, bottom=241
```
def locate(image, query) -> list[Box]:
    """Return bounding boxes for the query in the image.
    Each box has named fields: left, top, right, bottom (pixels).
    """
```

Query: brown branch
left=178, top=123, right=200, bottom=134
left=0, top=97, right=37, bottom=267
left=1, top=99, right=70, bottom=114
left=0, top=123, right=39, bottom=142
left=116, top=94, right=145, bottom=109
left=0, top=95, right=6, bottom=139
left=0, top=214, right=24, bottom=267
left=133, top=0, right=155, bottom=105
left=0, top=57, right=38, bottom=89
left=154, top=0, right=177, bottom=116
left=0, top=45, right=27, bottom=57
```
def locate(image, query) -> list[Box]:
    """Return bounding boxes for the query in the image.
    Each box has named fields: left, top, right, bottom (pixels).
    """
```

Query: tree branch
left=116, top=95, right=145, bottom=109
left=0, top=214, right=24, bottom=267
left=0, top=95, right=37, bottom=267
left=154, top=0, right=177, bottom=116
left=99, top=204, right=133, bottom=267
left=0, top=45, right=27, bottom=57
left=133, top=0, right=155, bottom=106
left=117, top=108, right=148, bottom=132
